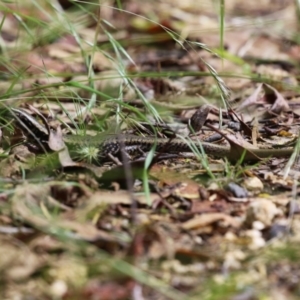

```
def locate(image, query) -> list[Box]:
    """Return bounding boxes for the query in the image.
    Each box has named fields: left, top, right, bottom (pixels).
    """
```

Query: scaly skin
left=63, top=133, right=295, bottom=162
left=12, top=108, right=295, bottom=162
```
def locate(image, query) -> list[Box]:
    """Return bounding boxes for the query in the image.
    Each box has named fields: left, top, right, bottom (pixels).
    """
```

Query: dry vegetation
left=1, top=0, right=300, bottom=299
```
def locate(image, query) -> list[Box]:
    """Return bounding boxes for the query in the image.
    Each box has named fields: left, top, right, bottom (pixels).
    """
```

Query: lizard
left=11, top=107, right=296, bottom=163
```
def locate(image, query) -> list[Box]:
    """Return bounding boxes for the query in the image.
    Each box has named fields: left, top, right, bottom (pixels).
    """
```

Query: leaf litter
left=1, top=0, right=300, bottom=299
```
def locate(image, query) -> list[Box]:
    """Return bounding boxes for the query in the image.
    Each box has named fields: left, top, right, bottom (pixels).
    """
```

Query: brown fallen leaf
left=237, top=83, right=263, bottom=112
left=263, top=83, right=290, bottom=113
left=10, top=183, right=126, bottom=243
left=182, top=213, right=240, bottom=230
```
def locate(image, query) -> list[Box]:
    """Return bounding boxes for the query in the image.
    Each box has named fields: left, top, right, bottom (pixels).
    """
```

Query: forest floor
left=1, top=1, right=300, bottom=299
